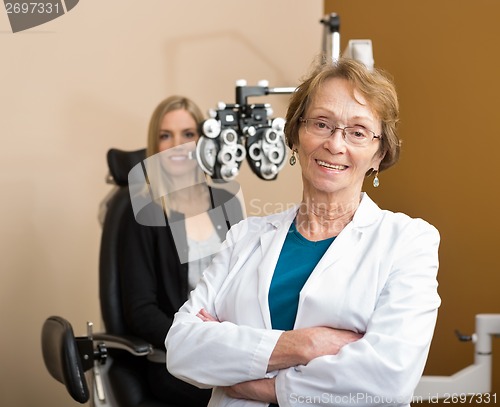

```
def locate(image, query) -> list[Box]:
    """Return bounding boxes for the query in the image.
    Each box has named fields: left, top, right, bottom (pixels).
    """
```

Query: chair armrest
left=93, top=333, right=153, bottom=356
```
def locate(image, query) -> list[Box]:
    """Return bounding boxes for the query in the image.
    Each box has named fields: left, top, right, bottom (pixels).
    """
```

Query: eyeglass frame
left=299, top=117, right=383, bottom=145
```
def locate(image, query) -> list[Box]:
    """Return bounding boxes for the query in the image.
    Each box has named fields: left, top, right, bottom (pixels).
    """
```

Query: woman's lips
left=168, top=154, right=190, bottom=161
left=316, top=159, right=348, bottom=170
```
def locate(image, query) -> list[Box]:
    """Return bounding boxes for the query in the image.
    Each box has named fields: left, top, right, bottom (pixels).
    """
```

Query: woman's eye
left=159, top=132, right=171, bottom=140
left=184, top=131, right=197, bottom=139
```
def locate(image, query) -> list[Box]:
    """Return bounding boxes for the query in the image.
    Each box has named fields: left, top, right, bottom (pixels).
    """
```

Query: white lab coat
left=166, top=193, right=440, bottom=407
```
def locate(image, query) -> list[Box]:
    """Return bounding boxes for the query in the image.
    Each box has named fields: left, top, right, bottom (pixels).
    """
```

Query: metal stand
left=414, top=314, right=500, bottom=399
left=320, top=13, right=340, bottom=62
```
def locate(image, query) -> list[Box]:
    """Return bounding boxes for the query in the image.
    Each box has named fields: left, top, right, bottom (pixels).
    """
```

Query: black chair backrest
left=99, top=148, right=146, bottom=335
left=41, top=316, right=90, bottom=404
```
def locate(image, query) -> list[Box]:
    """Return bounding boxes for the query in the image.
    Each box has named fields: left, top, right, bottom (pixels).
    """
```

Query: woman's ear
left=373, top=150, right=385, bottom=170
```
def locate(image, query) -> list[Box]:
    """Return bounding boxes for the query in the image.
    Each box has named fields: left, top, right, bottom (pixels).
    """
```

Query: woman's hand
left=222, top=377, right=277, bottom=404
left=302, top=326, right=363, bottom=360
left=268, top=326, right=363, bottom=371
left=196, top=308, right=219, bottom=322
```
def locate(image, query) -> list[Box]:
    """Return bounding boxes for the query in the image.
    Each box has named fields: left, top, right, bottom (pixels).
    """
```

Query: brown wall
left=325, top=0, right=500, bottom=400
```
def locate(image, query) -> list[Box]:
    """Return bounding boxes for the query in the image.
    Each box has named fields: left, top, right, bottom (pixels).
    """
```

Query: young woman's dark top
left=119, top=186, right=244, bottom=406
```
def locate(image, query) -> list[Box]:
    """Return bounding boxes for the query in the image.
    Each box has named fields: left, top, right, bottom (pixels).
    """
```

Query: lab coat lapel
left=318, top=222, right=362, bottom=271
left=256, top=206, right=298, bottom=329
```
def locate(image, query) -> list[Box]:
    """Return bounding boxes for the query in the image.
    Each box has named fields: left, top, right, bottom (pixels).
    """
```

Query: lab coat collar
left=351, top=192, right=383, bottom=228
left=305, top=193, right=382, bottom=284
left=255, top=193, right=382, bottom=328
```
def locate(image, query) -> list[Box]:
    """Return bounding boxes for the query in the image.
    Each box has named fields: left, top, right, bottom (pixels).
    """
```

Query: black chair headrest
left=107, top=148, right=146, bottom=187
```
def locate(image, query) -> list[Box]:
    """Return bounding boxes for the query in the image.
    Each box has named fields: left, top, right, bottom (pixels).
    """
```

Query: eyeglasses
left=300, top=117, right=382, bottom=147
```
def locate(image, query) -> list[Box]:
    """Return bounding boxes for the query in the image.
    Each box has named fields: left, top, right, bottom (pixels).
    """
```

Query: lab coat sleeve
left=166, top=219, right=283, bottom=388
left=275, top=218, right=441, bottom=407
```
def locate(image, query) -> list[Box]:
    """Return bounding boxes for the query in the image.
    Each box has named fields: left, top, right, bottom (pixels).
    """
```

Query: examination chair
left=42, top=148, right=170, bottom=407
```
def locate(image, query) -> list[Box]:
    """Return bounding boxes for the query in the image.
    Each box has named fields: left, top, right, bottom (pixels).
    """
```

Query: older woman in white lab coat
left=166, top=58, right=440, bottom=407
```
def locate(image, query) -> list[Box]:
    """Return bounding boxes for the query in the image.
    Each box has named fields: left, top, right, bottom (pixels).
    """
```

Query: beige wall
left=325, top=0, right=500, bottom=402
left=0, top=1, right=321, bottom=405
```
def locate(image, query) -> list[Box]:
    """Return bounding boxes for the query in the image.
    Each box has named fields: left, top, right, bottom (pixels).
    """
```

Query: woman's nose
left=171, top=134, right=183, bottom=147
left=324, top=128, right=347, bottom=152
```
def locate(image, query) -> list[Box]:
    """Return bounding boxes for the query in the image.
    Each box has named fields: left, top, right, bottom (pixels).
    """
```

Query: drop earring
left=373, top=170, right=380, bottom=188
left=289, top=149, right=297, bottom=166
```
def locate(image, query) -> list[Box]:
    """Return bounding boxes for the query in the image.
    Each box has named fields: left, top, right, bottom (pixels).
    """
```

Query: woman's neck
left=295, top=190, right=361, bottom=241
left=164, top=183, right=211, bottom=217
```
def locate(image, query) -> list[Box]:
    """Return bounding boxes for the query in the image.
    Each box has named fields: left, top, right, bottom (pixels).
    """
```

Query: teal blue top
left=268, top=221, right=335, bottom=331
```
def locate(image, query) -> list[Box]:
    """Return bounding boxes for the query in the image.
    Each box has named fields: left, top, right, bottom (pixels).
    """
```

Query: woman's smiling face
left=158, top=109, right=199, bottom=177
left=296, top=77, right=384, bottom=200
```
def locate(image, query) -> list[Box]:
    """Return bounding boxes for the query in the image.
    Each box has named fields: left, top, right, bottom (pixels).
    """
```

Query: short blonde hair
left=285, top=57, right=400, bottom=172
left=146, top=95, right=204, bottom=158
